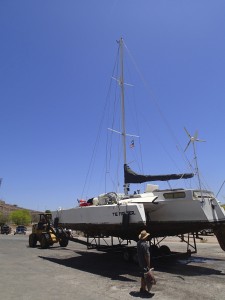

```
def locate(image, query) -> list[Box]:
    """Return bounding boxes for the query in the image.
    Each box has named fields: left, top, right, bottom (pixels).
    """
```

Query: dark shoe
left=140, top=289, right=154, bottom=298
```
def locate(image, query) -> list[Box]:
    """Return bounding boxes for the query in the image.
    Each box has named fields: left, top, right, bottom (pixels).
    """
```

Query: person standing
left=137, top=230, right=152, bottom=295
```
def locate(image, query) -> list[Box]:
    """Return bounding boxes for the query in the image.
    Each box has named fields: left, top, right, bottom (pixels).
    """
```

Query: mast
left=192, top=141, right=202, bottom=192
left=119, top=38, right=129, bottom=195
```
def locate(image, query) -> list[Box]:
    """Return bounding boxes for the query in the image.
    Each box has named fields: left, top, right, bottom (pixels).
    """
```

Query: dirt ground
left=0, top=233, right=224, bottom=300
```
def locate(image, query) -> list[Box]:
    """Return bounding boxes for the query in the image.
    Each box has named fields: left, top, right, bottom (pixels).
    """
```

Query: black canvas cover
left=124, top=164, right=194, bottom=184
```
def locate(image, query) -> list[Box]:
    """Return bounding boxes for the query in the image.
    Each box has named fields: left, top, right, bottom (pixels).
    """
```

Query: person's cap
left=139, top=230, right=150, bottom=240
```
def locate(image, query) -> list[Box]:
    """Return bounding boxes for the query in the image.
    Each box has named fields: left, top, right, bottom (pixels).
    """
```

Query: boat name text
left=112, top=211, right=135, bottom=216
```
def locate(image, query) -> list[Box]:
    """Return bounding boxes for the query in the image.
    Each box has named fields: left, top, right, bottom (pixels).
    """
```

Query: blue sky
left=0, top=1, right=225, bottom=211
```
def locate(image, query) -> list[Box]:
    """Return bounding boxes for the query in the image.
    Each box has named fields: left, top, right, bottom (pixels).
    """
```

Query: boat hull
left=52, top=199, right=225, bottom=241
left=52, top=203, right=147, bottom=240
left=143, top=196, right=225, bottom=237
left=145, top=220, right=225, bottom=238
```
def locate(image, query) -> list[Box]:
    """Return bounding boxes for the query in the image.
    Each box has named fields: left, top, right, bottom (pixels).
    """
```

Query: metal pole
left=119, top=38, right=127, bottom=166
left=193, top=142, right=202, bottom=192
left=119, top=38, right=129, bottom=195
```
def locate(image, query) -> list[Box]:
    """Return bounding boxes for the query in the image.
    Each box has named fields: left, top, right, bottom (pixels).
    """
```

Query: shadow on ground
left=40, top=250, right=138, bottom=281
left=153, top=255, right=225, bottom=277
left=39, top=248, right=225, bottom=282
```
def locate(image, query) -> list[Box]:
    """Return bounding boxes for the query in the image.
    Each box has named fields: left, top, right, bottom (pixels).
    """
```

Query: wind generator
left=184, top=127, right=206, bottom=191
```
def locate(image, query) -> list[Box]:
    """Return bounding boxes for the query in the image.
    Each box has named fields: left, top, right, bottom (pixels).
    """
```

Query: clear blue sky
left=1, top=1, right=225, bottom=211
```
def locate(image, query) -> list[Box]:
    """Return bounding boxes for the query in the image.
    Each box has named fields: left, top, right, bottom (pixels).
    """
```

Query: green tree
left=0, top=212, right=9, bottom=225
left=9, top=210, right=31, bottom=225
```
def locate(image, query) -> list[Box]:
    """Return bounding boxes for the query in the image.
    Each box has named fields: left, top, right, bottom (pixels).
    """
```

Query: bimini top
left=124, top=164, right=194, bottom=184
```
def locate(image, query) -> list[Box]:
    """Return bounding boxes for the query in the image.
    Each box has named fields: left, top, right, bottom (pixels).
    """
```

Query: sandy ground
left=0, top=233, right=225, bottom=300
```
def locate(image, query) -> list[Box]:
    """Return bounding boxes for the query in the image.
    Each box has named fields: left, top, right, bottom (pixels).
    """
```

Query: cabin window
left=163, top=192, right=186, bottom=199
left=193, top=191, right=214, bottom=199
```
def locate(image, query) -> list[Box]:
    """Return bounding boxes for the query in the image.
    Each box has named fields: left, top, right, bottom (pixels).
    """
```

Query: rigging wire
left=123, top=40, right=208, bottom=190
left=81, top=38, right=210, bottom=199
left=80, top=46, right=120, bottom=199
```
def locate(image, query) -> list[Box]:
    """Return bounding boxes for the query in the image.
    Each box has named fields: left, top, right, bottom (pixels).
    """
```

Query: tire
left=59, top=238, right=69, bottom=247
left=29, top=234, right=37, bottom=248
left=40, top=234, right=49, bottom=249
left=159, top=245, right=171, bottom=256
left=150, top=245, right=160, bottom=257
left=132, top=252, right=138, bottom=264
left=123, top=250, right=131, bottom=262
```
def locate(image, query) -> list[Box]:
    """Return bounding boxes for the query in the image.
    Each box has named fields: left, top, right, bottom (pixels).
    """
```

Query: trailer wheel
left=29, top=234, right=37, bottom=248
left=123, top=250, right=131, bottom=262
left=150, top=245, right=160, bottom=257
left=59, top=238, right=69, bottom=247
left=160, top=245, right=171, bottom=256
left=132, top=252, right=138, bottom=264
left=40, top=234, right=49, bottom=249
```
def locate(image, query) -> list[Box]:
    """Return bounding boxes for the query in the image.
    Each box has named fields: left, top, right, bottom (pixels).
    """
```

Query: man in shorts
left=137, top=230, right=152, bottom=296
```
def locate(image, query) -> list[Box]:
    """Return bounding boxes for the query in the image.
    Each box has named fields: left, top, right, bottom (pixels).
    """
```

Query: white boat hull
left=130, top=191, right=225, bottom=237
left=52, top=203, right=147, bottom=240
left=52, top=189, right=225, bottom=243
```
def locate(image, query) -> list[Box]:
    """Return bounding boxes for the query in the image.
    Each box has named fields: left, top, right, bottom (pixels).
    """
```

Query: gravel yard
left=0, top=234, right=224, bottom=300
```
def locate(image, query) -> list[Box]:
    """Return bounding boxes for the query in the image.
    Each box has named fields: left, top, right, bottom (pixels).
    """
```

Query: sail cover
left=124, top=164, right=194, bottom=184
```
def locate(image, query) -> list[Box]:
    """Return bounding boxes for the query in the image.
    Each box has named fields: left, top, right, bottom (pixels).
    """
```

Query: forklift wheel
left=40, top=234, right=49, bottom=249
left=29, top=234, right=37, bottom=248
left=59, top=238, right=69, bottom=247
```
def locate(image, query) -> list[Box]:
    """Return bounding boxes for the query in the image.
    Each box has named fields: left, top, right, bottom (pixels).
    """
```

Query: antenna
left=184, top=127, right=206, bottom=191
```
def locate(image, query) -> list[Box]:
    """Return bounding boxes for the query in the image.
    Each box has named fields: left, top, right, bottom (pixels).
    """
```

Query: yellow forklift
left=29, top=213, right=69, bottom=249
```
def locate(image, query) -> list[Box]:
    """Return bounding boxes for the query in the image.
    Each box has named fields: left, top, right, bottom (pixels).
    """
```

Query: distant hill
left=0, top=199, right=43, bottom=222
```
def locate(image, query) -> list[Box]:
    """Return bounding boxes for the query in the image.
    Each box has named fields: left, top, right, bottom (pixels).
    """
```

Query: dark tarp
left=124, top=164, right=194, bottom=184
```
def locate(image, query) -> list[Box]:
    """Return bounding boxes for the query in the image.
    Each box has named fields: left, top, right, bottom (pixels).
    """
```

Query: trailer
left=68, top=231, right=197, bottom=263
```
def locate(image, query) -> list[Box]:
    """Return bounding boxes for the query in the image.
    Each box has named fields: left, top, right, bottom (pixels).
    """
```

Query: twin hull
left=52, top=193, right=225, bottom=241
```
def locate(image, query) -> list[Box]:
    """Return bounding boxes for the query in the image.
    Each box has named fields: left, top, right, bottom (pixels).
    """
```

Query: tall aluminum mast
left=119, top=38, right=129, bottom=195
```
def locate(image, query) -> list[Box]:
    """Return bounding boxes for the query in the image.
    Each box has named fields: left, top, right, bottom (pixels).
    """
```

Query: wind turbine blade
left=184, top=127, right=191, bottom=138
left=194, top=130, right=198, bottom=140
left=184, top=140, right=191, bottom=152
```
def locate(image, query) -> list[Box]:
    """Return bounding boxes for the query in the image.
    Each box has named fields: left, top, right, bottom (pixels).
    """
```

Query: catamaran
left=52, top=38, right=225, bottom=252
